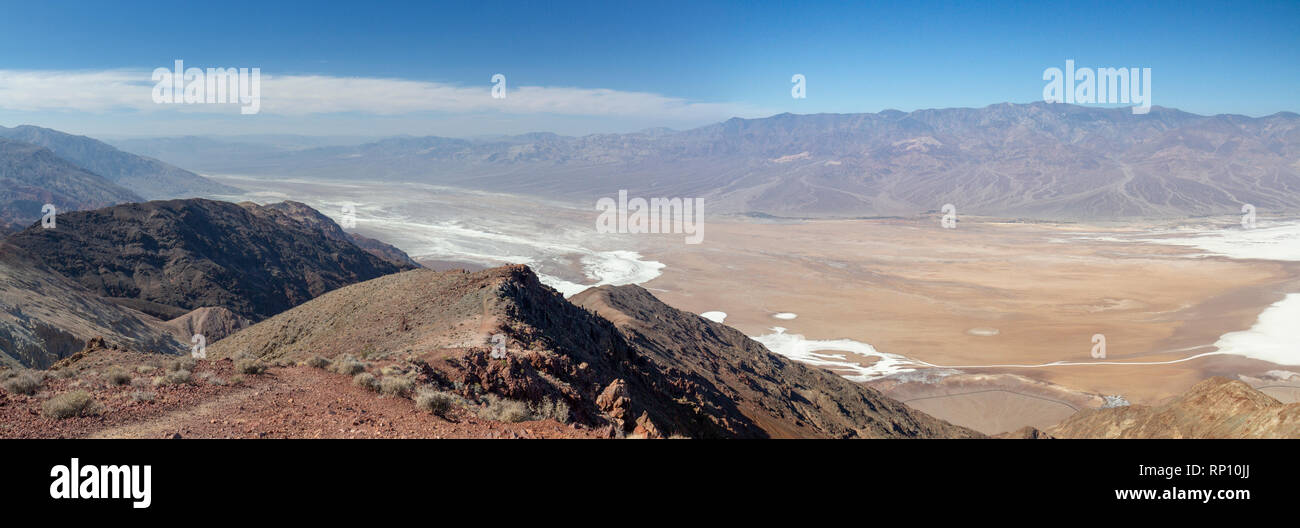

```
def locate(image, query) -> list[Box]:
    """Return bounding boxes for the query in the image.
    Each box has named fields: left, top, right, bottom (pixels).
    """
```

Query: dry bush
left=152, top=369, right=192, bottom=386
left=379, top=375, right=414, bottom=397
left=477, top=394, right=532, bottom=423
left=331, top=355, right=366, bottom=376
left=416, top=389, right=462, bottom=417
left=197, top=371, right=226, bottom=385
left=43, top=391, right=100, bottom=418
left=105, top=368, right=132, bottom=386
left=235, top=359, right=266, bottom=375
left=530, top=397, right=571, bottom=424
left=2, top=372, right=42, bottom=395
left=168, top=357, right=197, bottom=372
left=353, top=372, right=379, bottom=392
left=304, top=355, right=330, bottom=369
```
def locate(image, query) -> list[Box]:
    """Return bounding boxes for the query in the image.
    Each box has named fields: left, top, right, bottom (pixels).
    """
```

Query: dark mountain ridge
left=5, top=198, right=416, bottom=321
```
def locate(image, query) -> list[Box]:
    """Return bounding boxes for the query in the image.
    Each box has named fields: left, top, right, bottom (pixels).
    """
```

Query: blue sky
left=0, top=0, right=1296, bottom=137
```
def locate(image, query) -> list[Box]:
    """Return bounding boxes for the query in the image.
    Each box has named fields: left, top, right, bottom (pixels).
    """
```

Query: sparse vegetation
left=152, top=369, right=192, bottom=386
left=42, top=391, right=100, bottom=418
left=229, top=374, right=246, bottom=386
left=477, top=394, right=532, bottom=423
left=331, top=355, right=365, bottom=376
left=2, top=371, right=42, bottom=395
left=105, top=368, right=132, bottom=386
left=416, top=389, right=461, bottom=417
left=469, top=394, right=571, bottom=424
left=379, top=375, right=414, bottom=397
left=197, top=371, right=226, bottom=385
left=235, top=359, right=267, bottom=375
left=304, top=355, right=330, bottom=369
left=167, top=357, right=197, bottom=372
left=136, top=365, right=157, bottom=374
left=130, top=391, right=156, bottom=402
left=353, top=372, right=379, bottom=391
left=530, top=397, right=571, bottom=424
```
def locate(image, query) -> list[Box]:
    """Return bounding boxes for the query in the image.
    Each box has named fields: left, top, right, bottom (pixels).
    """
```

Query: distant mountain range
left=0, top=125, right=239, bottom=200
left=126, top=103, right=1300, bottom=220
left=0, top=138, right=142, bottom=230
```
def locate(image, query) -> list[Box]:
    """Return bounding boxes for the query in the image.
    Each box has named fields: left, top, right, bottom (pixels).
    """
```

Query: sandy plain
left=638, top=216, right=1300, bottom=433
left=204, top=174, right=1300, bottom=434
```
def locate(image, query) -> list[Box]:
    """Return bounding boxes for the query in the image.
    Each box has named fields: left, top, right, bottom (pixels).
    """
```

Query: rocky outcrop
left=571, top=284, right=983, bottom=439
left=1048, top=377, right=1300, bottom=439
left=211, top=265, right=981, bottom=438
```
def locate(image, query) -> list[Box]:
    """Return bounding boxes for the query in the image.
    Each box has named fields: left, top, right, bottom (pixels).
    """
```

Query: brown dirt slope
left=0, top=340, right=592, bottom=439
left=212, top=265, right=980, bottom=438
left=160, top=306, right=251, bottom=344
left=1048, top=377, right=1300, bottom=438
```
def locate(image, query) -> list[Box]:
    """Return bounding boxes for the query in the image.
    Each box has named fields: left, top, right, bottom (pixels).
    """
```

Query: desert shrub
left=332, top=357, right=365, bottom=376
left=2, top=372, right=42, bottom=395
left=416, top=389, right=461, bottom=417
left=136, top=365, right=157, bottom=374
left=353, top=372, right=379, bottom=392
left=152, top=369, right=192, bottom=386
left=52, top=368, right=78, bottom=379
left=379, top=375, right=414, bottom=397
left=105, top=368, right=132, bottom=386
left=380, top=365, right=406, bottom=377
left=530, top=397, right=571, bottom=424
left=42, top=391, right=100, bottom=418
left=304, top=355, right=330, bottom=369
left=197, top=371, right=226, bottom=386
left=167, top=357, right=197, bottom=372
left=235, top=359, right=266, bottom=375
left=477, top=394, right=532, bottom=423
left=130, top=391, right=156, bottom=402
left=229, top=374, right=245, bottom=386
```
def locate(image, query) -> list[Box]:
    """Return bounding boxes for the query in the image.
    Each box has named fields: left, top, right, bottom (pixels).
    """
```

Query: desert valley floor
left=206, top=174, right=1300, bottom=435
left=639, top=217, right=1300, bottom=433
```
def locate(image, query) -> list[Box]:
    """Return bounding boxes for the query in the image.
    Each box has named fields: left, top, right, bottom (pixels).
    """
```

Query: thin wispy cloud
left=0, top=69, right=763, bottom=120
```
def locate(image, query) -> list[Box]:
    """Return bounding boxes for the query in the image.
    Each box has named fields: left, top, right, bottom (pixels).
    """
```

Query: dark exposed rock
left=5, top=198, right=412, bottom=321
